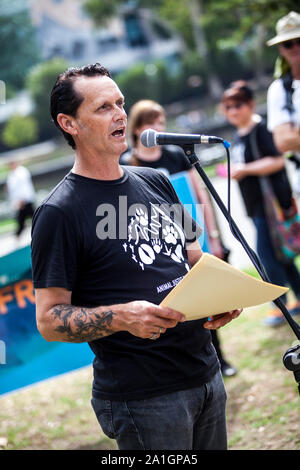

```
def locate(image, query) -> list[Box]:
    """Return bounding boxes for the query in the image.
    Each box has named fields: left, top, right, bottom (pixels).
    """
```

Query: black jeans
left=16, top=202, right=34, bottom=237
left=91, top=371, right=227, bottom=450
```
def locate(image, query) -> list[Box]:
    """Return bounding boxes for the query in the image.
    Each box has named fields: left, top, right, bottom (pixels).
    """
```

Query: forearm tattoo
left=50, top=304, right=115, bottom=343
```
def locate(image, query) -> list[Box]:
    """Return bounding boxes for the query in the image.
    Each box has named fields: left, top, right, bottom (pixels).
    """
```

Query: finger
left=156, top=326, right=166, bottom=335
left=203, top=312, right=234, bottom=330
left=148, top=326, right=167, bottom=339
left=232, top=308, right=243, bottom=318
left=204, top=309, right=242, bottom=329
left=141, top=311, right=180, bottom=331
left=211, top=309, right=242, bottom=322
left=144, top=315, right=178, bottom=330
left=149, top=332, right=160, bottom=340
left=154, top=306, right=186, bottom=323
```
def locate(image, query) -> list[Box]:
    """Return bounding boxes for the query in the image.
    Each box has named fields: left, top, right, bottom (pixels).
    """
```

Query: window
left=97, top=36, right=119, bottom=52
left=124, top=13, right=148, bottom=48
left=72, top=40, right=85, bottom=59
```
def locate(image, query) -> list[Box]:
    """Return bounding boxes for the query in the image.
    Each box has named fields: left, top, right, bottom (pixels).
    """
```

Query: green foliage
left=84, top=0, right=163, bottom=26
left=84, top=0, right=297, bottom=97
left=2, top=115, right=38, bottom=148
left=0, top=1, right=39, bottom=90
left=26, top=58, right=69, bottom=136
left=158, top=0, right=197, bottom=50
left=84, top=0, right=121, bottom=26
left=114, top=64, right=150, bottom=110
left=114, top=55, right=208, bottom=110
left=114, top=45, right=255, bottom=110
left=211, top=48, right=251, bottom=86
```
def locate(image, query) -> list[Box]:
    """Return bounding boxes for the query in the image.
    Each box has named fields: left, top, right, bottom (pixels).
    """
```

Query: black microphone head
left=140, top=128, right=157, bottom=148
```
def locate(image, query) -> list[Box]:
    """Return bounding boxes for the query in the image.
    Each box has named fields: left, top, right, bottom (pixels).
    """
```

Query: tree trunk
left=187, top=0, right=223, bottom=100
left=253, top=23, right=267, bottom=87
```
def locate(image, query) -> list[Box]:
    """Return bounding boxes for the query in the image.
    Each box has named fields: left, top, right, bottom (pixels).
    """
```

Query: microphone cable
left=223, top=142, right=270, bottom=282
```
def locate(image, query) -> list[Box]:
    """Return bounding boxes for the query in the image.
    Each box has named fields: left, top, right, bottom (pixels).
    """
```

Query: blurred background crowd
left=0, top=0, right=298, bottom=226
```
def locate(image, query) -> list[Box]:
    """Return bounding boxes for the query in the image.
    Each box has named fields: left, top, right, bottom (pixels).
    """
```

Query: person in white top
left=6, top=161, right=36, bottom=237
left=267, top=11, right=300, bottom=192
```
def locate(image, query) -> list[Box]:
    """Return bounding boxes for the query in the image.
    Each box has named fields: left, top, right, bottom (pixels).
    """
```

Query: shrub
left=26, top=58, right=69, bottom=138
left=2, top=115, right=38, bottom=148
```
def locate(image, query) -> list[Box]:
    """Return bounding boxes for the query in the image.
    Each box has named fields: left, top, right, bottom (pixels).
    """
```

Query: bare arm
left=188, top=168, right=223, bottom=258
left=186, top=239, right=203, bottom=267
left=35, top=287, right=186, bottom=343
left=273, top=123, right=300, bottom=154
left=231, top=156, right=285, bottom=181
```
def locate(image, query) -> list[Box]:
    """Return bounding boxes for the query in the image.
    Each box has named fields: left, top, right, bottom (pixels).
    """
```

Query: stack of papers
left=160, top=253, right=288, bottom=320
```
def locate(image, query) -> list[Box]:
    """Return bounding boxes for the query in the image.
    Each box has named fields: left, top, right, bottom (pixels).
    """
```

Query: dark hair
left=221, top=80, right=254, bottom=106
left=50, top=63, right=111, bottom=149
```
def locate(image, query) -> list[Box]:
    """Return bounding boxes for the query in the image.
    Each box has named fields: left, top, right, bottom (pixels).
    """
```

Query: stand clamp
left=283, top=344, right=300, bottom=395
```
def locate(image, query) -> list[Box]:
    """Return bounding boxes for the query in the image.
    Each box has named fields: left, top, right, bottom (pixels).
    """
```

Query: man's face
left=72, top=75, right=127, bottom=157
left=279, top=38, right=300, bottom=68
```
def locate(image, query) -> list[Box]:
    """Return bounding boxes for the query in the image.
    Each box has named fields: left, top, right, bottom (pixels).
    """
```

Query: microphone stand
left=182, top=143, right=300, bottom=395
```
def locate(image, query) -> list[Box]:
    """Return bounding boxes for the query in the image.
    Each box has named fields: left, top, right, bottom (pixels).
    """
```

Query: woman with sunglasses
left=267, top=11, right=300, bottom=193
left=222, top=81, right=300, bottom=327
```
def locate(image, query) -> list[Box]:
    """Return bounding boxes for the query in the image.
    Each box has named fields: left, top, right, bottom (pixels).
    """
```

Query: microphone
left=141, top=128, right=224, bottom=148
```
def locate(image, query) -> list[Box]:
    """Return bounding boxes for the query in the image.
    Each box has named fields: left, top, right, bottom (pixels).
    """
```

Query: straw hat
left=267, top=11, right=300, bottom=46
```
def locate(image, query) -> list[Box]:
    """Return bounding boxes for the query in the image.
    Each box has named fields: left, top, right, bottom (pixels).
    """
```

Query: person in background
left=266, top=11, right=300, bottom=195
left=6, top=160, right=35, bottom=238
left=121, top=99, right=237, bottom=376
left=222, top=81, right=300, bottom=327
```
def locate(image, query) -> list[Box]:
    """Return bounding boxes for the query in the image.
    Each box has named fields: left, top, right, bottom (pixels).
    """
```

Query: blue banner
left=170, top=171, right=210, bottom=253
left=0, top=246, right=94, bottom=396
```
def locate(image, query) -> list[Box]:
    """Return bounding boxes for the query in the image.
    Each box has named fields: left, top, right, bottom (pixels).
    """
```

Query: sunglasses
left=281, top=39, right=300, bottom=49
left=224, top=103, right=244, bottom=111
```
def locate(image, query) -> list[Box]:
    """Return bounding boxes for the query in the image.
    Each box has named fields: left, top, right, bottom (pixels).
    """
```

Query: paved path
left=210, top=176, right=256, bottom=270
left=0, top=226, right=31, bottom=258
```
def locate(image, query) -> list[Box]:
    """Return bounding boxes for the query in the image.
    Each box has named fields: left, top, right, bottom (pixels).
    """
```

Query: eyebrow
left=94, top=95, right=125, bottom=110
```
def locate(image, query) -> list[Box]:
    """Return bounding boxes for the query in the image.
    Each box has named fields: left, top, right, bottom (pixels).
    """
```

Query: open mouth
left=111, top=128, right=125, bottom=138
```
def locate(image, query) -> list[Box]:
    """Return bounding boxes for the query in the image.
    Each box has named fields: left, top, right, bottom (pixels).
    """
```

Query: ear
left=56, top=113, right=78, bottom=137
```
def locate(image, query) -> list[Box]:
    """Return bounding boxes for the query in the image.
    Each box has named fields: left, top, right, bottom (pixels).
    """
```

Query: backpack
left=281, top=72, right=300, bottom=167
left=282, top=72, right=295, bottom=114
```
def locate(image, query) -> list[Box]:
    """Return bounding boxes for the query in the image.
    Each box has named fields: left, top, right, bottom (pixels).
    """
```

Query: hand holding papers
left=160, top=253, right=288, bottom=321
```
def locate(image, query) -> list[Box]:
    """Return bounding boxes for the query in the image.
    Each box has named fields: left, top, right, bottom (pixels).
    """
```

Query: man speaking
left=31, top=63, right=241, bottom=450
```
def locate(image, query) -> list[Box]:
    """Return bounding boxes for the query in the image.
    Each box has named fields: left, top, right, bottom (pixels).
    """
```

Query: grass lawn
left=0, top=302, right=299, bottom=451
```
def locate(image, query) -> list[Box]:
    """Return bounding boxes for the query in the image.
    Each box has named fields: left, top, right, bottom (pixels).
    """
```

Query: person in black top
left=222, top=81, right=300, bottom=327
left=121, top=99, right=237, bottom=377
left=31, top=63, right=242, bottom=450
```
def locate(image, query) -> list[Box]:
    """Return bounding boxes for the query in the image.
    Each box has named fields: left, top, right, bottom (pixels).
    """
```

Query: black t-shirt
left=232, top=121, right=292, bottom=217
left=120, top=145, right=192, bottom=177
left=31, top=166, right=218, bottom=401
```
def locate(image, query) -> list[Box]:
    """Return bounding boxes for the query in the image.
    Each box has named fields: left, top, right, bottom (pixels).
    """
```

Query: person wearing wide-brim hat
left=265, top=11, right=300, bottom=327
left=266, top=11, right=300, bottom=156
left=267, top=11, right=300, bottom=47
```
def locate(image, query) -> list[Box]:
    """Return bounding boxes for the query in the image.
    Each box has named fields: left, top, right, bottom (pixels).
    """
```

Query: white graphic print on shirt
left=122, top=202, right=190, bottom=272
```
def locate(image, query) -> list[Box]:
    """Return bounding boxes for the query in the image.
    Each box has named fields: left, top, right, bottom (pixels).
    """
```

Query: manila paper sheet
left=160, top=253, right=288, bottom=321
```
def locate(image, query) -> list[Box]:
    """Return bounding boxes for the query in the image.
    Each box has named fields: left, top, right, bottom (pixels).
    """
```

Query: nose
left=114, top=104, right=127, bottom=122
